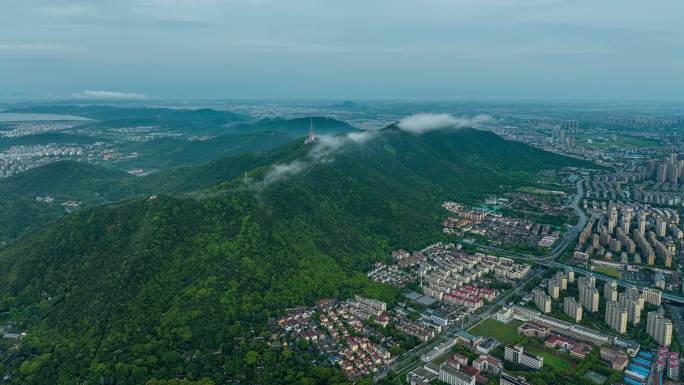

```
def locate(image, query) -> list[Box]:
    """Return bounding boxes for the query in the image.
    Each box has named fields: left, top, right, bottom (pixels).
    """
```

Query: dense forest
left=0, top=127, right=588, bottom=384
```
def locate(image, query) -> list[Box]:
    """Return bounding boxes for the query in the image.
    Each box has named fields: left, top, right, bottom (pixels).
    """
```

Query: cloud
left=397, top=113, right=492, bottom=134
left=250, top=129, right=377, bottom=191
left=0, top=43, right=84, bottom=52
left=249, top=113, right=493, bottom=190
left=72, top=90, right=148, bottom=100
left=36, top=4, right=92, bottom=18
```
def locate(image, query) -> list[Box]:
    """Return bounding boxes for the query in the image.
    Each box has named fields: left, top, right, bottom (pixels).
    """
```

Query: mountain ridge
left=0, top=127, right=590, bottom=384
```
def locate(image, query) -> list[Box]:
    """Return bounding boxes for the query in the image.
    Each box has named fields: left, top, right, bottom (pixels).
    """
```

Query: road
left=374, top=179, right=587, bottom=382
left=374, top=178, right=684, bottom=382
left=374, top=268, right=545, bottom=381
left=549, top=179, right=587, bottom=259
left=470, top=178, right=587, bottom=262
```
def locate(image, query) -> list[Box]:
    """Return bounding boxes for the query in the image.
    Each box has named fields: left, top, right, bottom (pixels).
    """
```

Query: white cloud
left=397, top=113, right=492, bottom=134
left=250, top=113, right=493, bottom=190
left=72, top=90, right=148, bottom=100
left=36, top=4, right=92, bottom=17
left=250, top=129, right=378, bottom=191
left=0, top=43, right=84, bottom=52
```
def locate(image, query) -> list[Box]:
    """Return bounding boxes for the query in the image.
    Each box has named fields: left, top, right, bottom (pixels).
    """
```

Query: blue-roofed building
left=623, top=377, right=642, bottom=385
left=627, top=364, right=648, bottom=376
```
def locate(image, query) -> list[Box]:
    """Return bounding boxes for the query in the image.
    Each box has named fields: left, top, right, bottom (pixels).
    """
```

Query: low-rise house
left=473, top=355, right=502, bottom=375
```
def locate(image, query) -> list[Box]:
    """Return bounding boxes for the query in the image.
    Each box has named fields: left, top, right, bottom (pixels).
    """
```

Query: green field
left=517, top=186, right=565, bottom=195
left=468, top=318, right=524, bottom=345
left=526, top=343, right=575, bottom=371
left=591, top=263, right=621, bottom=278
left=576, top=133, right=660, bottom=149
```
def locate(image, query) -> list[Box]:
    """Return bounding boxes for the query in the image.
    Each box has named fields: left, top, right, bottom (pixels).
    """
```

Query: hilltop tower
left=304, top=117, right=317, bottom=144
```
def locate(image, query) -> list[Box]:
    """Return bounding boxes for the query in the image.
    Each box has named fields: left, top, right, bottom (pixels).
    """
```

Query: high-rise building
left=638, top=213, right=647, bottom=236
left=643, top=288, right=663, bottom=306
left=504, top=345, right=543, bottom=370
left=604, top=281, right=618, bottom=302
left=609, top=238, right=622, bottom=253
left=555, top=271, right=568, bottom=290
left=605, top=300, right=628, bottom=334
left=533, top=289, right=551, bottom=314
left=547, top=279, right=560, bottom=300
left=647, top=311, right=673, bottom=347
left=655, top=217, right=667, bottom=237
left=565, top=268, right=574, bottom=284
left=578, top=275, right=599, bottom=312
left=618, top=286, right=644, bottom=326
left=608, top=206, right=618, bottom=235
left=622, top=217, right=631, bottom=234
left=618, top=295, right=642, bottom=326
left=563, top=297, right=582, bottom=323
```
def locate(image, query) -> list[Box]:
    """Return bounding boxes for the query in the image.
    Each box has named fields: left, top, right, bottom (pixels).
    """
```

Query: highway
left=549, top=179, right=587, bottom=258
left=471, top=178, right=587, bottom=262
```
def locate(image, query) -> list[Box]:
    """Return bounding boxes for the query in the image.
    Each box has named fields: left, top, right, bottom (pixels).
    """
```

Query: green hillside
left=5, top=105, right=246, bottom=124
left=0, top=133, right=105, bottom=150
left=0, top=128, right=588, bottom=385
left=225, top=116, right=358, bottom=136
left=115, top=131, right=293, bottom=169
left=0, top=161, right=135, bottom=202
left=0, top=193, right=64, bottom=243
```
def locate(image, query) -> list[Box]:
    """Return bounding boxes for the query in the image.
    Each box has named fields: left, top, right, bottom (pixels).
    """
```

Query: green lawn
left=591, top=263, right=621, bottom=278
left=576, top=134, right=660, bottom=149
left=526, top=343, right=575, bottom=371
left=517, top=186, right=565, bottom=195
left=468, top=318, right=524, bottom=345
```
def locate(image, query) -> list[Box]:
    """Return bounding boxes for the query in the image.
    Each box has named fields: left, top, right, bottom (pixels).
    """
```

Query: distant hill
left=116, top=131, right=293, bottom=169
left=331, top=100, right=362, bottom=109
left=5, top=105, right=249, bottom=137
left=0, top=133, right=104, bottom=150
left=0, top=127, right=591, bottom=384
left=225, top=116, right=358, bottom=136
left=0, top=193, right=64, bottom=243
left=0, top=160, right=135, bottom=202
left=5, top=105, right=246, bottom=123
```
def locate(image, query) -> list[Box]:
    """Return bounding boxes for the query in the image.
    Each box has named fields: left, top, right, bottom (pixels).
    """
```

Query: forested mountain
left=0, top=127, right=588, bottom=385
left=0, top=133, right=103, bottom=150
left=5, top=105, right=246, bottom=124
left=114, top=131, right=293, bottom=169
left=225, top=116, right=358, bottom=136
left=0, top=161, right=134, bottom=201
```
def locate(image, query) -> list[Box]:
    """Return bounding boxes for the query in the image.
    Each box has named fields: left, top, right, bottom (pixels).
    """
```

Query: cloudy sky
left=1, top=0, right=683, bottom=100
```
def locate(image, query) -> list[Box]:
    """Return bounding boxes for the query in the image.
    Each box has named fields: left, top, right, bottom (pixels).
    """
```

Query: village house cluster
left=506, top=191, right=574, bottom=218
left=0, top=142, right=126, bottom=177
left=275, top=296, right=394, bottom=381
left=441, top=201, right=560, bottom=248
left=419, top=245, right=530, bottom=307
left=367, top=261, right=417, bottom=287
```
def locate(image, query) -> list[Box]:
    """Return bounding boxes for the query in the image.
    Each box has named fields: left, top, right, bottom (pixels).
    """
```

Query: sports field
left=468, top=318, right=524, bottom=345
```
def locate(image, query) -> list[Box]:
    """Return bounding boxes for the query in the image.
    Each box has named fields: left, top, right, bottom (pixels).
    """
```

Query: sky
left=1, top=0, right=683, bottom=101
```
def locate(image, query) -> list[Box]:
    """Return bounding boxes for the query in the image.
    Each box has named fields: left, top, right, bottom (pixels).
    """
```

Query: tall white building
left=504, top=345, right=543, bottom=370
left=647, top=311, right=673, bottom=347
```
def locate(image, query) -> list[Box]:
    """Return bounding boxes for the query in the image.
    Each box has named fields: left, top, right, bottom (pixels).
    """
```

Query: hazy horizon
left=2, top=0, right=684, bottom=101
